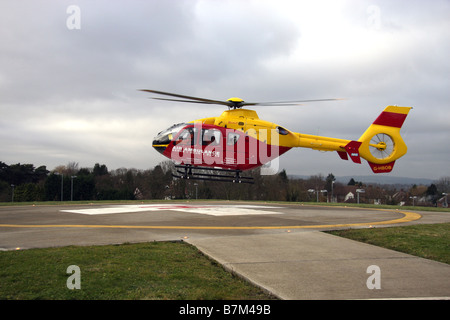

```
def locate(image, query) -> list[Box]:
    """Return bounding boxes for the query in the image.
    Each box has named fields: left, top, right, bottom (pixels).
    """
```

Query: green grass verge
left=0, top=241, right=276, bottom=300
left=327, top=223, right=450, bottom=264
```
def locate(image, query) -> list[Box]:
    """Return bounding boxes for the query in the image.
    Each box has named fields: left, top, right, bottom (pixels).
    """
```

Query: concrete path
left=187, top=230, right=450, bottom=300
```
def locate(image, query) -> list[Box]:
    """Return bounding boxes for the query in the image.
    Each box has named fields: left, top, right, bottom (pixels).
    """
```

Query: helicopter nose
left=152, top=139, right=167, bottom=155
left=152, top=123, right=185, bottom=155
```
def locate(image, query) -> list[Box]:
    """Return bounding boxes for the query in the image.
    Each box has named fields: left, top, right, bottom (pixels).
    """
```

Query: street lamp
left=193, top=183, right=198, bottom=200
left=409, top=196, right=417, bottom=207
left=331, top=180, right=335, bottom=203
left=11, top=184, right=15, bottom=202
left=71, top=176, right=77, bottom=201
left=356, top=189, right=365, bottom=204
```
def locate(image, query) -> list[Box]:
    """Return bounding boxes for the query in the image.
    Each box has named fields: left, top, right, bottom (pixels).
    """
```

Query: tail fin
left=356, top=106, right=412, bottom=173
left=293, top=105, right=411, bottom=173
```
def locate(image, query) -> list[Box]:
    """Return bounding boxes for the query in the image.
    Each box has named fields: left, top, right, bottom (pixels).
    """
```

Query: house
left=344, top=191, right=354, bottom=202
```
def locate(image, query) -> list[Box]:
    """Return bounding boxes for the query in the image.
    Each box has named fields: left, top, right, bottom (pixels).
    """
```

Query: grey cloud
left=1, top=0, right=449, bottom=179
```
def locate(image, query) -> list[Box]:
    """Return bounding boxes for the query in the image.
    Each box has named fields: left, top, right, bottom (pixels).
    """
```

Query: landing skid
left=172, top=165, right=254, bottom=184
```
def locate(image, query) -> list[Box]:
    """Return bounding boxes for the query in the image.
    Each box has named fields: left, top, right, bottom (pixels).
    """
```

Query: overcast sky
left=1, top=0, right=449, bottom=180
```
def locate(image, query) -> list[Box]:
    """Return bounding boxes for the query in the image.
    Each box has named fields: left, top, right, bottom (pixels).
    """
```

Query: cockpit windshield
left=153, top=123, right=186, bottom=145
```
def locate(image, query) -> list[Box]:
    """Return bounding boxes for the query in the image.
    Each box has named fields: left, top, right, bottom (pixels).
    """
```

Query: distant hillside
left=288, top=174, right=434, bottom=186
left=335, top=175, right=434, bottom=186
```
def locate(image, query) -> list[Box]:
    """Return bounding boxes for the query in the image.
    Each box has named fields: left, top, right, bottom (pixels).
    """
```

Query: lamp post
left=11, top=184, right=15, bottom=202
left=409, top=196, right=417, bottom=207
left=331, top=180, right=335, bottom=203
left=193, top=183, right=198, bottom=200
left=356, top=189, right=365, bottom=204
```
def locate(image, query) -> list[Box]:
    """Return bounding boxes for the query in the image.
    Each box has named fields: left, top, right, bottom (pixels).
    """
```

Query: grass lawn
left=0, top=241, right=276, bottom=300
left=327, top=223, right=450, bottom=265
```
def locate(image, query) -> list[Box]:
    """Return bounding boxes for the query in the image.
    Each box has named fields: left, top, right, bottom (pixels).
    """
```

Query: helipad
left=60, top=204, right=282, bottom=216
left=1, top=203, right=422, bottom=230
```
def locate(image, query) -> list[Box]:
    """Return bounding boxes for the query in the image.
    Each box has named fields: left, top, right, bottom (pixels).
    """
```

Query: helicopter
left=142, top=89, right=411, bottom=183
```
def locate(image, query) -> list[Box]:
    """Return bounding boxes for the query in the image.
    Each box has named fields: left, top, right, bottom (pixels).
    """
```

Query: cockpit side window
left=202, top=129, right=221, bottom=146
left=227, top=132, right=240, bottom=145
left=177, top=127, right=198, bottom=146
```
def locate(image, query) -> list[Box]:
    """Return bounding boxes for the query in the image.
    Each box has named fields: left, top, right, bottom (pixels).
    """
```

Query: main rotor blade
left=243, top=102, right=303, bottom=106
left=152, top=98, right=221, bottom=105
left=140, top=89, right=231, bottom=106
left=245, top=98, right=344, bottom=106
left=141, top=89, right=344, bottom=108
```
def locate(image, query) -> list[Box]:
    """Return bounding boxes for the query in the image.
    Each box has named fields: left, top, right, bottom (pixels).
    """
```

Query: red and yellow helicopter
left=142, top=89, right=411, bottom=183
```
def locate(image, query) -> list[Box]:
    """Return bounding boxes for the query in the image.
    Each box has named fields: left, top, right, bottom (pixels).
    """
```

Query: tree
left=148, top=165, right=170, bottom=199
left=74, top=169, right=95, bottom=200
left=0, top=162, right=48, bottom=186
left=278, top=169, right=288, bottom=183
left=435, top=176, right=450, bottom=193
left=44, top=173, right=62, bottom=201
left=325, top=173, right=336, bottom=192
left=426, top=184, right=438, bottom=196
left=66, top=162, right=79, bottom=176
left=347, top=177, right=363, bottom=187
left=14, top=183, right=44, bottom=202
left=34, top=166, right=49, bottom=182
left=0, top=161, right=10, bottom=182
left=0, top=180, right=11, bottom=202
left=307, top=174, right=325, bottom=190
left=93, top=163, right=108, bottom=176
left=425, top=183, right=439, bottom=206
